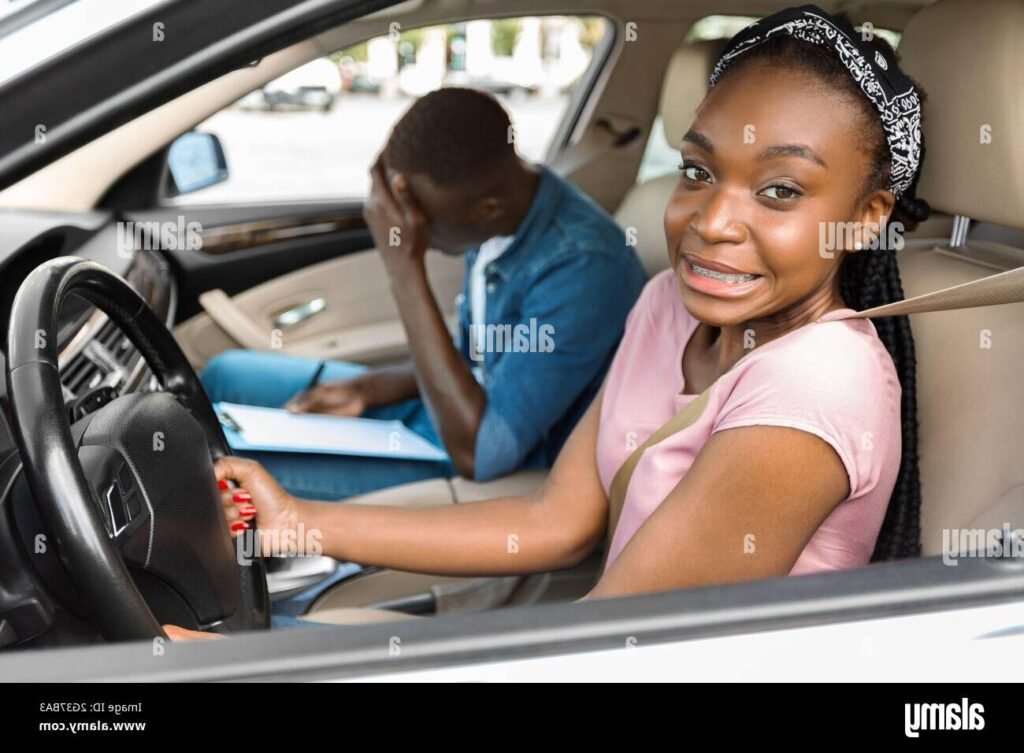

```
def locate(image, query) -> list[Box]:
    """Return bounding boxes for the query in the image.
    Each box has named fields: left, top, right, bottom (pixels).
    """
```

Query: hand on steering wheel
left=215, top=456, right=302, bottom=555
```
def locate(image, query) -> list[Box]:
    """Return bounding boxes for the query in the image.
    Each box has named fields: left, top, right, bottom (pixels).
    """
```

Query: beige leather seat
left=890, top=0, right=1024, bottom=554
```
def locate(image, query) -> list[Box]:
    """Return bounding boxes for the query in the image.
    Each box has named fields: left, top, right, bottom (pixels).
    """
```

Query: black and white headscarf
left=708, top=5, right=922, bottom=198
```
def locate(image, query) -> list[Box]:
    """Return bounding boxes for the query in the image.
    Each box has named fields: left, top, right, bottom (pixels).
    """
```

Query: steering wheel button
left=116, top=464, right=135, bottom=492
left=105, top=484, right=130, bottom=534
left=124, top=489, right=142, bottom=519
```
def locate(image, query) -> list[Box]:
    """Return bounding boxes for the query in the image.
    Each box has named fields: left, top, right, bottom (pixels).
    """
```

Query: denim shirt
left=454, top=164, right=646, bottom=481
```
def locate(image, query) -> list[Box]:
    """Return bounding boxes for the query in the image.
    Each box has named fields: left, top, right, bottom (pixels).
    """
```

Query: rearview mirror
left=165, top=131, right=229, bottom=197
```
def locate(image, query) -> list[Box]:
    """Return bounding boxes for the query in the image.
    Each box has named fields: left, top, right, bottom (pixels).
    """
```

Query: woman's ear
left=852, top=189, right=896, bottom=250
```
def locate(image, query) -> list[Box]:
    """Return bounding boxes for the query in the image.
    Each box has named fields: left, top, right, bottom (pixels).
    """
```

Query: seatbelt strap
left=601, top=262, right=1024, bottom=569
left=831, top=264, right=1024, bottom=319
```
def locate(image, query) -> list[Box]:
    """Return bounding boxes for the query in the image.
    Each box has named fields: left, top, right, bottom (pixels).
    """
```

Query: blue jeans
left=200, top=350, right=454, bottom=500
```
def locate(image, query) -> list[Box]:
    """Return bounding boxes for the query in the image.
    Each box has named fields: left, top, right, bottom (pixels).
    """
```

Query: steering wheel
left=4, top=257, right=269, bottom=640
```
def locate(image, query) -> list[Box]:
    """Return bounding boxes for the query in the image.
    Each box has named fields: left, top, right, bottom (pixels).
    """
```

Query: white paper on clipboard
left=213, top=402, right=447, bottom=462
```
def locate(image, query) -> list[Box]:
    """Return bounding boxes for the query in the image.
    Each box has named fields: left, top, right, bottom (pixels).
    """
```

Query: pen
left=285, top=361, right=327, bottom=413
left=303, top=361, right=327, bottom=394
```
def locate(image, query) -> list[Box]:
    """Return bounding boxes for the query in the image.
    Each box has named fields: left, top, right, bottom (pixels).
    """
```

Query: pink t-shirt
left=597, top=269, right=902, bottom=575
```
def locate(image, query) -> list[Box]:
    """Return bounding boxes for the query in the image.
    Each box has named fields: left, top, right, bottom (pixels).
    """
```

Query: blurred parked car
left=239, top=57, right=342, bottom=112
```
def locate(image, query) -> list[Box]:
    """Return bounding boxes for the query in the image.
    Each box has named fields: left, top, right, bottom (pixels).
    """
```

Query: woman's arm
left=220, top=388, right=610, bottom=577
left=584, top=424, right=850, bottom=599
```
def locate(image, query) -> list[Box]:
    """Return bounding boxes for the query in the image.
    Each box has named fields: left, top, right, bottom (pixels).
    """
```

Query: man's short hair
left=383, top=87, right=516, bottom=187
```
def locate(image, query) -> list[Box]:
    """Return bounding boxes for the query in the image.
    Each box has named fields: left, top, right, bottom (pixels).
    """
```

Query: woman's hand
left=216, top=456, right=302, bottom=557
left=158, top=457, right=302, bottom=643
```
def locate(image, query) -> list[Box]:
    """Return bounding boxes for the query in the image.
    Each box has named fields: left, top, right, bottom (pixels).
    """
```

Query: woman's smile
left=679, top=252, right=766, bottom=298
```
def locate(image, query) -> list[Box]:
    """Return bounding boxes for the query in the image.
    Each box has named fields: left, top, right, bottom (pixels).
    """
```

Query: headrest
left=899, top=0, right=1024, bottom=229
left=659, top=39, right=729, bottom=149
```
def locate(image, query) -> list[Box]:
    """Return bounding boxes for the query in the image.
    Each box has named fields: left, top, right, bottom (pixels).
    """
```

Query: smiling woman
left=667, top=4, right=929, bottom=561
left=166, top=4, right=930, bottom=639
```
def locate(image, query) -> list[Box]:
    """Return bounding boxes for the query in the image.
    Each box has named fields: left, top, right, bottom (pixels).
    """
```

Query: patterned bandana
left=708, top=5, right=922, bottom=197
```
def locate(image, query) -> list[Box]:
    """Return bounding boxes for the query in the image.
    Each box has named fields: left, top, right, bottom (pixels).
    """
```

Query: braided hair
left=714, top=26, right=927, bottom=561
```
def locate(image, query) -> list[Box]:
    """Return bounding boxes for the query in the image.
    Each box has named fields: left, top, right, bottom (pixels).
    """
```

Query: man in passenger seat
left=200, top=87, right=646, bottom=500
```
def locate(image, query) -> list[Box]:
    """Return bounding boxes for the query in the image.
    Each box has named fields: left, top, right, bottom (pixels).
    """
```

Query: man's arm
left=471, top=250, right=643, bottom=481
left=362, top=157, right=484, bottom=476
left=388, top=267, right=485, bottom=476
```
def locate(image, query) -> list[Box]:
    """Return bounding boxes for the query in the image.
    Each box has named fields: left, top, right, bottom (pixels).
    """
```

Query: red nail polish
left=239, top=505, right=257, bottom=518
left=217, top=479, right=229, bottom=490
left=230, top=521, right=248, bottom=532
left=232, top=491, right=252, bottom=503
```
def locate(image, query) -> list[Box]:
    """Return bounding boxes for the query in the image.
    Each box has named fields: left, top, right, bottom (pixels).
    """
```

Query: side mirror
left=164, top=131, right=229, bottom=197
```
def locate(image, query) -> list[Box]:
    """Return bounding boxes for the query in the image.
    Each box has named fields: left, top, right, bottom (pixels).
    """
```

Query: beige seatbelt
left=831, top=264, right=1024, bottom=319
left=601, top=263, right=1024, bottom=569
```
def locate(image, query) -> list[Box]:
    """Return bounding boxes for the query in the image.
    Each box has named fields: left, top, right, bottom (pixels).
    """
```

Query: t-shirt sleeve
left=710, top=328, right=901, bottom=499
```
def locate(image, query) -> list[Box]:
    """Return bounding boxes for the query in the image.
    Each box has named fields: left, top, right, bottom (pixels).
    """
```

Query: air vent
left=61, top=319, right=138, bottom=398
left=95, top=318, right=134, bottom=366
left=58, top=252, right=169, bottom=402
left=62, top=353, right=104, bottom=395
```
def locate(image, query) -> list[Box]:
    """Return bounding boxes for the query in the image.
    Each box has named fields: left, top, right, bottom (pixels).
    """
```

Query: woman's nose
left=689, top=186, right=748, bottom=245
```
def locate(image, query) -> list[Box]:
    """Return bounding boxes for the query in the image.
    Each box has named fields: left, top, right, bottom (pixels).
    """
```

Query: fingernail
left=232, top=491, right=252, bottom=503
left=230, top=521, right=248, bottom=532
left=239, top=505, right=257, bottom=519
left=217, top=479, right=229, bottom=490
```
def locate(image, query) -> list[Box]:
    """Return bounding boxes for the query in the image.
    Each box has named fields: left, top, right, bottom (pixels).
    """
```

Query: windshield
left=0, top=0, right=168, bottom=86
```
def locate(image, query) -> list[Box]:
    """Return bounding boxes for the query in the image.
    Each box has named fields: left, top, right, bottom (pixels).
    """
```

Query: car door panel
left=126, top=201, right=377, bottom=321
left=174, top=243, right=464, bottom=369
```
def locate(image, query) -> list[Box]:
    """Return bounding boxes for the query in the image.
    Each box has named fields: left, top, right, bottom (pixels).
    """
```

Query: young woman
left=167, top=6, right=929, bottom=639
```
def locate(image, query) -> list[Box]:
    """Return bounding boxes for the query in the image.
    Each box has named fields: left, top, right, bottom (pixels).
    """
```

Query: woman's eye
left=679, top=163, right=711, bottom=183
left=761, top=184, right=801, bottom=200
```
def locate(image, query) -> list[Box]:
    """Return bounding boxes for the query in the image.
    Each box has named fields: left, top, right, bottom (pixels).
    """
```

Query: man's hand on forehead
left=373, top=152, right=416, bottom=203
left=364, top=151, right=429, bottom=277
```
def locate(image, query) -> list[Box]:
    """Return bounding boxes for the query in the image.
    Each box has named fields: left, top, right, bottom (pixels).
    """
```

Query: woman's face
left=665, top=61, right=891, bottom=328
